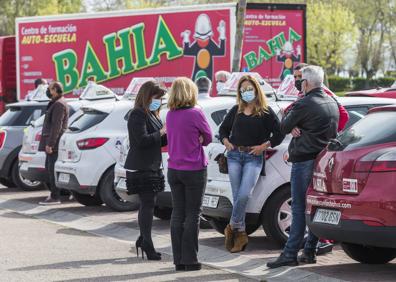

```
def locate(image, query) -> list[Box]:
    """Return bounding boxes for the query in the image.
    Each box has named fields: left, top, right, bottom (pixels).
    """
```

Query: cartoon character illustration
left=181, top=14, right=226, bottom=81
left=276, top=41, right=301, bottom=81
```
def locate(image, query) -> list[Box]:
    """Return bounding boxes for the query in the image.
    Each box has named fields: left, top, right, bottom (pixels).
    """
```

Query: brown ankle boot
left=230, top=231, right=248, bottom=253
left=224, top=224, right=234, bottom=252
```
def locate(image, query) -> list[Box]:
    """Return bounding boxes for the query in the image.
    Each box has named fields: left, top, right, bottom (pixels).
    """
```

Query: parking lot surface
left=0, top=186, right=395, bottom=282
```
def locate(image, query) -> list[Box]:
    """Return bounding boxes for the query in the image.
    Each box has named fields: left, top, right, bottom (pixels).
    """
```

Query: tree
left=306, top=0, right=356, bottom=75
left=348, top=0, right=388, bottom=79
left=0, top=0, right=84, bottom=36
left=232, top=0, right=247, bottom=72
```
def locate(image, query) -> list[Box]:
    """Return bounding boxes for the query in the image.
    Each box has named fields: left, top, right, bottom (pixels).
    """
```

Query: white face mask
left=216, top=82, right=225, bottom=93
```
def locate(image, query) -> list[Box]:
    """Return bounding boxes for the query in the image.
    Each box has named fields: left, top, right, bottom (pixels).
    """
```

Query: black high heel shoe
left=135, top=236, right=161, bottom=258
left=140, top=240, right=161, bottom=261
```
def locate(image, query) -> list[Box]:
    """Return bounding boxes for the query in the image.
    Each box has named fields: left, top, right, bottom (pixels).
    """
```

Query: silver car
left=0, top=98, right=49, bottom=190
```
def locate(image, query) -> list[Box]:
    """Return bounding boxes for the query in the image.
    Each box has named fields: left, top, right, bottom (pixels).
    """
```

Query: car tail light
left=76, top=138, right=109, bottom=150
left=0, top=130, right=6, bottom=149
left=265, top=149, right=277, bottom=160
left=354, top=148, right=396, bottom=172
left=34, top=131, right=42, bottom=142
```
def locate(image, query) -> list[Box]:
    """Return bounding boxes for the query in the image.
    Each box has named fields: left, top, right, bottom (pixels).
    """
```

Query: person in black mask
left=293, top=63, right=308, bottom=94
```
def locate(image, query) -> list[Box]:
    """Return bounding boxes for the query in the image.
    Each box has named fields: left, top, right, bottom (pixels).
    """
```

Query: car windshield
left=331, top=111, right=396, bottom=151
left=0, top=106, right=44, bottom=126
left=68, top=109, right=108, bottom=132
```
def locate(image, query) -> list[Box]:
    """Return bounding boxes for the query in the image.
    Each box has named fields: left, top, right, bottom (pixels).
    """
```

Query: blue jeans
left=227, top=150, right=263, bottom=231
left=283, top=159, right=319, bottom=258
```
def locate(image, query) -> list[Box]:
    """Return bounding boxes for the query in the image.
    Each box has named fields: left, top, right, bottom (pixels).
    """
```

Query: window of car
left=68, top=109, right=108, bottom=132
left=0, top=106, right=46, bottom=126
left=332, top=111, right=396, bottom=151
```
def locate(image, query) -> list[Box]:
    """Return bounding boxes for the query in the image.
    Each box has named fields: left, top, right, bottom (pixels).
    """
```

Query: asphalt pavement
left=0, top=186, right=395, bottom=282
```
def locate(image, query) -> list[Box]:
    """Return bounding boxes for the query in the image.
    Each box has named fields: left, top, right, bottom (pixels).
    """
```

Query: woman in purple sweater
left=166, top=77, right=212, bottom=271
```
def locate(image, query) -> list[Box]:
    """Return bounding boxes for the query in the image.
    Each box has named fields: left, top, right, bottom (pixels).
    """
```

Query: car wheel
left=0, top=177, right=15, bottom=188
left=153, top=206, right=172, bottom=220
left=11, top=161, right=43, bottom=191
left=208, top=218, right=259, bottom=235
left=99, top=168, right=139, bottom=212
left=342, top=243, right=396, bottom=264
left=72, top=191, right=103, bottom=206
left=262, top=185, right=292, bottom=245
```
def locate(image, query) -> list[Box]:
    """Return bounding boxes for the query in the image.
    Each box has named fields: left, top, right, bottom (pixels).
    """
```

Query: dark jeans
left=283, top=159, right=319, bottom=258
left=45, top=152, right=60, bottom=200
left=168, top=168, right=207, bottom=265
left=138, top=192, right=157, bottom=249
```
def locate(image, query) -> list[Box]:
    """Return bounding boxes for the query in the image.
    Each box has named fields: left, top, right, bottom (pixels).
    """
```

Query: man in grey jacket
left=39, top=81, right=69, bottom=205
left=267, top=66, right=339, bottom=268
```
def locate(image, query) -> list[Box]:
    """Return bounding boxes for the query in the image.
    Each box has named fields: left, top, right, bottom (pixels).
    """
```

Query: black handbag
left=215, top=109, right=238, bottom=174
left=214, top=150, right=228, bottom=174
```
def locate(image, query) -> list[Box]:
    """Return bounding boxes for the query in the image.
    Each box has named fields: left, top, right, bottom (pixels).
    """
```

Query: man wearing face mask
left=215, top=70, right=231, bottom=94
left=291, top=64, right=349, bottom=134
left=267, top=66, right=339, bottom=269
left=39, top=81, right=69, bottom=205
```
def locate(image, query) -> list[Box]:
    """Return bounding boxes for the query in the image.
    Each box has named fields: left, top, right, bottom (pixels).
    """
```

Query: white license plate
left=313, top=209, right=341, bottom=225
left=203, top=195, right=219, bottom=208
left=117, top=178, right=127, bottom=189
left=58, top=173, right=70, bottom=183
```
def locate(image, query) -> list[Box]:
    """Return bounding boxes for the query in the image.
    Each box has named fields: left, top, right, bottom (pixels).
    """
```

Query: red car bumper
left=306, top=178, right=396, bottom=248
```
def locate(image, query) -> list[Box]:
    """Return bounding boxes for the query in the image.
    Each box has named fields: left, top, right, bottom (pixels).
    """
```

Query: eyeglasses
left=239, top=86, right=254, bottom=93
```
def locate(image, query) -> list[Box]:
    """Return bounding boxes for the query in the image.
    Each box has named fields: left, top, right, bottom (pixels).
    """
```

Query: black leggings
left=138, top=192, right=157, bottom=248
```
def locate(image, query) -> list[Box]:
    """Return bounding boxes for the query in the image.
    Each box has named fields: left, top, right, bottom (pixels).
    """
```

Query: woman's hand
left=160, top=124, right=166, bottom=136
left=249, top=142, right=270, bottom=156
left=199, top=135, right=204, bottom=144
left=223, top=138, right=235, bottom=151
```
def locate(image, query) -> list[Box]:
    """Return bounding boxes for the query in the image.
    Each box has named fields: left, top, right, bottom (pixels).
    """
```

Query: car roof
left=6, top=100, right=49, bottom=108
left=368, top=105, right=396, bottom=114
left=80, top=99, right=133, bottom=113
left=337, top=96, right=396, bottom=106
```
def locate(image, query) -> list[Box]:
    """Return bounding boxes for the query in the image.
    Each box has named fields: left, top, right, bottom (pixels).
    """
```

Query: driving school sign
left=16, top=4, right=235, bottom=98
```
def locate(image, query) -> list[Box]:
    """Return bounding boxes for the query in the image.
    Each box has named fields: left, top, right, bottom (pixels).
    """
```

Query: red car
left=346, top=87, right=396, bottom=99
left=306, top=105, right=396, bottom=264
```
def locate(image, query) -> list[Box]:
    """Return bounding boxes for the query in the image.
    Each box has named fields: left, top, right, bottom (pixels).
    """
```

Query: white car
left=114, top=72, right=294, bottom=220
left=202, top=96, right=396, bottom=245
left=54, top=99, right=137, bottom=211
left=18, top=82, right=119, bottom=189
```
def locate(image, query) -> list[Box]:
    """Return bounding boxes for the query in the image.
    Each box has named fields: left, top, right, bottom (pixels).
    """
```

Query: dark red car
left=346, top=87, right=396, bottom=99
left=306, top=105, right=396, bottom=264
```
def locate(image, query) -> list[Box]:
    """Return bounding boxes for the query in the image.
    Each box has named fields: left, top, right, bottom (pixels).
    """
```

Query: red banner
left=242, top=6, right=306, bottom=88
left=16, top=5, right=235, bottom=99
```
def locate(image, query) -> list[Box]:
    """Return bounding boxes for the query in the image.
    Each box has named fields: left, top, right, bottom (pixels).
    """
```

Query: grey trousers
left=168, top=168, right=207, bottom=265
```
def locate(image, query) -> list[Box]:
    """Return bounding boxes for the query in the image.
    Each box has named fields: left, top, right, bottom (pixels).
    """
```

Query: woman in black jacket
left=125, top=80, right=167, bottom=260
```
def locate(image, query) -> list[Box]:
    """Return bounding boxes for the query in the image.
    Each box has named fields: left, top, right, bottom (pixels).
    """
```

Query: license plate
left=58, top=173, right=70, bottom=183
left=117, top=178, right=127, bottom=189
left=203, top=195, right=219, bottom=208
left=313, top=209, right=341, bottom=225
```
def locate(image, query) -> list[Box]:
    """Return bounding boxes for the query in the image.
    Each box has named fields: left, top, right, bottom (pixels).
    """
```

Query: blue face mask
left=241, top=90, right=255, bottom=103
left=149, top=99, right=162, bottom=111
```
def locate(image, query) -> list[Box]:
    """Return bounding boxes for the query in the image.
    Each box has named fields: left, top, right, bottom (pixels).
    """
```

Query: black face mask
left=46, top=88, right=52, bottom=99
left=294, top=79, right=302, bottom=92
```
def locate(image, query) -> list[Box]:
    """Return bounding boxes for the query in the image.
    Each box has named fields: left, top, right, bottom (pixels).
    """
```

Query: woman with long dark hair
left=125, top=80, right=167, bottom=260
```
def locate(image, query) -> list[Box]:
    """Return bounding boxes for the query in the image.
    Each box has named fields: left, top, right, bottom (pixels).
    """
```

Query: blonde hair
left=168, top=77, right=198, bottom=110
left=237, top=75, right=269, bottom=116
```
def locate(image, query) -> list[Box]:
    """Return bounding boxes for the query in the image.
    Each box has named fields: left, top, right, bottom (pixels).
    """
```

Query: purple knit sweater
left=166, top=107, right=212, bottom=171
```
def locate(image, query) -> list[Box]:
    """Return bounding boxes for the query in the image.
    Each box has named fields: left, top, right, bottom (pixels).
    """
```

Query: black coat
left=281, top=87, right=339, bottom=162
left=124, top=108, right=167, bottom=171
